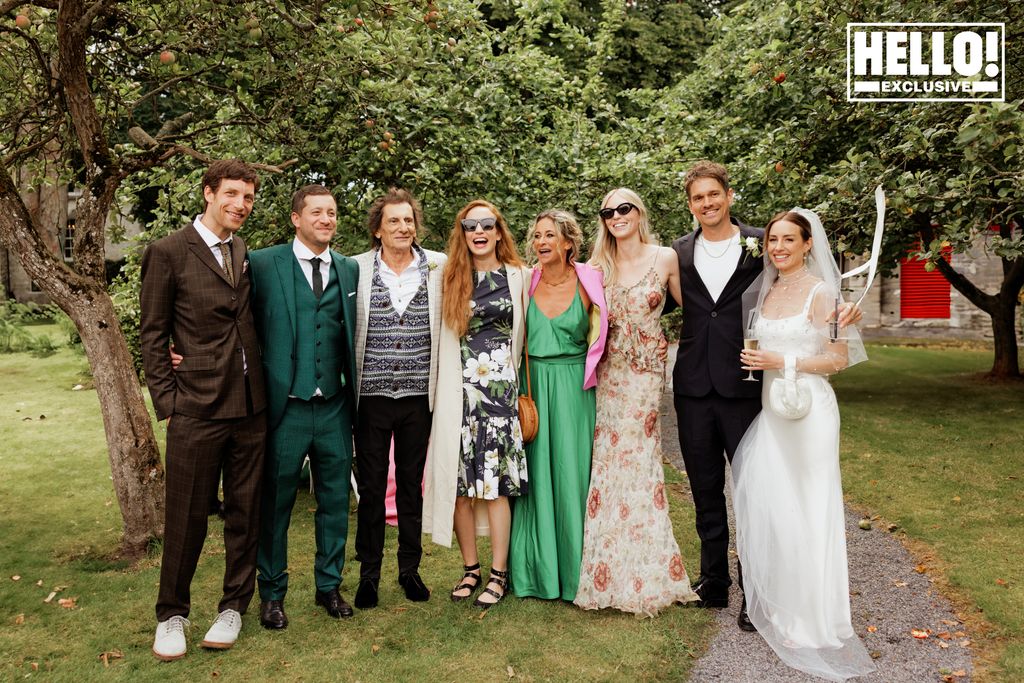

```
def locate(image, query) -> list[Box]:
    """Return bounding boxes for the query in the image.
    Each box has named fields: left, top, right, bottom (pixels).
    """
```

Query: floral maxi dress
left=574, top=267, right=698, bottom=615
left=457, top=267, right=528, bottom=499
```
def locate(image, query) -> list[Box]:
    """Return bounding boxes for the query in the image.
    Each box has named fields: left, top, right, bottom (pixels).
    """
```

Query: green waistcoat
left=290, top=259, right=344, bottom=400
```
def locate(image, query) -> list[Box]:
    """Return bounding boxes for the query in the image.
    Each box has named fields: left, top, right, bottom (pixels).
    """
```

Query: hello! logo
left=847, top=23, right=1004, bottom=102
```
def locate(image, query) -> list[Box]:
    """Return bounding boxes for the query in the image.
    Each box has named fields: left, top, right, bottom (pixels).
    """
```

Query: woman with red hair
left=422, top=199, right=531, bottom=608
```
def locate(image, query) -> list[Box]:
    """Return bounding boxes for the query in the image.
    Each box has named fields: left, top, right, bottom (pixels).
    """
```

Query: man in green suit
left=249, top=185, right=359, bottom=627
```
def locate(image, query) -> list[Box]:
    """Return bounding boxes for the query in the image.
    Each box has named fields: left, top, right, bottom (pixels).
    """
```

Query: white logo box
left=847, top=23, right=1005, bottom=102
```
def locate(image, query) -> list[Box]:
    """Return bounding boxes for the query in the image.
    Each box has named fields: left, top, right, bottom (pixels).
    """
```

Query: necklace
left=698, top=232, right=737, bottom=259
left=540, top=266, right=575, bottom=287
left=774, top=266, right=812, bottom=294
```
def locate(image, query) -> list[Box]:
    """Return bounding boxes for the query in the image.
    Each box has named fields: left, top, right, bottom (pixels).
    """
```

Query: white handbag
left=768, top=359, right=812, bottom=420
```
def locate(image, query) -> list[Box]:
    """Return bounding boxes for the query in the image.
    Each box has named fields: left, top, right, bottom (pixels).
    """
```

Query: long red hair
left=442, top=199, right=523, bottom=337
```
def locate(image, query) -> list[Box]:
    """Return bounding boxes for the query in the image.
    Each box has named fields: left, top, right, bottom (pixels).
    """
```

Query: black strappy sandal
left=450, top=563, right=482, bottom=602
left=473, top=567, right=508, bottom=609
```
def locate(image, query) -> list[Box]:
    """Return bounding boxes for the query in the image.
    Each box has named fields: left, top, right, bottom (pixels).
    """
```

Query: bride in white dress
left=733, top=209, right=874, bottom=681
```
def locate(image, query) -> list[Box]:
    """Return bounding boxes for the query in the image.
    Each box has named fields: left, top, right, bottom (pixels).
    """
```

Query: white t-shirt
left=693, top=232, right=741, bottom=302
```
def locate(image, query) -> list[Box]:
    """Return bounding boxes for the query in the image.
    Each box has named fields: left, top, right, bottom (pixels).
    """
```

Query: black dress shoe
left=398, top=571, right=431, bottom=602
left=691, top=577, right=729, bottom=609
left=259, top=599, right=288, bottom=630
left=315, top=588, right=354, bottom=618
left=737, top=596, right=757, bottom=632
left=354, top=579, right=379, bottom=609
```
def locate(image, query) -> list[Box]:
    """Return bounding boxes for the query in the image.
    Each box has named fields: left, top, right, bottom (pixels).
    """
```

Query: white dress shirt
left=193, top=215, right=232, bottom=265
left=376, top=248, right=421, bottom=316
left=694, top=232, right=741, bottom=302
left=292, top=239, right=332, bottom=291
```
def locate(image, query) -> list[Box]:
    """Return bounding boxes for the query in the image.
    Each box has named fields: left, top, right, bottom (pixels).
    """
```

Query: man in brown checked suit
left=140, top=159, right=267, bottom=661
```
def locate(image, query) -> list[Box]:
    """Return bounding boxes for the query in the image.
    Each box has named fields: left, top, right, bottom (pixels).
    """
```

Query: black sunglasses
left=461, top=217, right=497, bottom=232
left=599, top=202, right=637, bottom=220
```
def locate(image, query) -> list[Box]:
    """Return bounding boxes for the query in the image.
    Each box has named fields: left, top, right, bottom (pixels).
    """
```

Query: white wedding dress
left=732, top=278, right=875, bottom=682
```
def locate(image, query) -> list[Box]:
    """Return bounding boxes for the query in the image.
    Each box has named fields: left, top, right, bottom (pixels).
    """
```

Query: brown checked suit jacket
left=140, top=223, right=266, bottom=421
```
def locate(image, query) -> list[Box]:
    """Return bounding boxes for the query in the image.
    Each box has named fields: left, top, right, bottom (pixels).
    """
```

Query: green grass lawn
left=833, top=344, right=1024, bottom=682
left=0, top=348, right=712, bottom=682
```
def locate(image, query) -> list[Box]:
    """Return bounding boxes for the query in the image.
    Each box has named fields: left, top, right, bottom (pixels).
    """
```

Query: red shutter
left=900, top=246, right=952, bottom=319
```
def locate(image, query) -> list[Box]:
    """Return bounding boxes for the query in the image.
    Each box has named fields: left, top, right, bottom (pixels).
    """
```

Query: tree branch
left=918, top=217, right=998, bottom=314
left=0, top=0, right=57, bottom=14
left=75, top=0, right=115, bottom=33
left=271, top=4, right=316, bottom=31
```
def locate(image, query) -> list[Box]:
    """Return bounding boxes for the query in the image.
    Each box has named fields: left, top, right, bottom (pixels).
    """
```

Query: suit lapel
left=425, top=251, right=439, bottom=336
left=717, top=224, right=763, bottom=304
left=274, top=250, right=298, bottom=346
left=331, top=251, right=358, bottom=389
left=230, top=234, right=246, bottom=287
left=361, top=253, right=374, bottom=324
left=186, top=224, right=234, bottom=286
left=681, top=231, right=715, bottom=305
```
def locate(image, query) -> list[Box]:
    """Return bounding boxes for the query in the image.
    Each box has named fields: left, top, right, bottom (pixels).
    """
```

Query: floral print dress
left=457, top=267, right=528, bottom=499
left=574, top=266, right=698, bottom=616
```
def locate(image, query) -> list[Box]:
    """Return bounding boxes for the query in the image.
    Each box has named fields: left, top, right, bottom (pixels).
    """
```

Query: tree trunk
left=68, top=286, right=166, bottom=556
left=988, top=287, right=1022, bottom=379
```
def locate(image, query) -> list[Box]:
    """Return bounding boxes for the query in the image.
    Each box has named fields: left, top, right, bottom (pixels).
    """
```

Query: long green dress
left=510, top=286, right=596, bottom=600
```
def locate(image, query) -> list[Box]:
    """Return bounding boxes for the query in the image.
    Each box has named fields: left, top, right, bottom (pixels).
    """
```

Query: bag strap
left=523, top=321, right=533, bottom=399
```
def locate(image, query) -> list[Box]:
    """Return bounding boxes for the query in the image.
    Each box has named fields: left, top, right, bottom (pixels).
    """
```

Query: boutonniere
left=742, top=236, right=762, bottom=258
left=427, top=260, right=438, bottom=271
left=242, top=258, right=249, bottom=274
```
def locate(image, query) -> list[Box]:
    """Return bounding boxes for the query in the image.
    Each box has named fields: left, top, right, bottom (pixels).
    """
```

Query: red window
left=900, top=246, right=952, bottom=319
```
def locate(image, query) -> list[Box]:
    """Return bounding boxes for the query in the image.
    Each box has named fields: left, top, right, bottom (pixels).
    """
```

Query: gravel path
left=658, top=390, right=975, bottom=683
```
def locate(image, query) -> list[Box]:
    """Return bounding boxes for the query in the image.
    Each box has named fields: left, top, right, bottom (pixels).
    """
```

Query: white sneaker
left=201, top=609, right=242, bottom=649
left=153, top=615, right=189, bottom=661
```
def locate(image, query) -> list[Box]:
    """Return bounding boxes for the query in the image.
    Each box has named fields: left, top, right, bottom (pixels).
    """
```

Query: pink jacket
left=529, top=262, right=609, bottom=390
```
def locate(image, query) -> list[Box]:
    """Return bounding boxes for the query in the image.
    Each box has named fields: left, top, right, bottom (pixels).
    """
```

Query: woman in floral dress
left=574, top=188, right=700, bottom=616
left=422, top=199, right=530, bottom=608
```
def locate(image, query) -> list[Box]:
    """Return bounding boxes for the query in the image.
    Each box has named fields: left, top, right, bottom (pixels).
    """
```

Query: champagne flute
left=743, top=310, right=759, bottom=382
left=742, top=336, right=759, bottom=382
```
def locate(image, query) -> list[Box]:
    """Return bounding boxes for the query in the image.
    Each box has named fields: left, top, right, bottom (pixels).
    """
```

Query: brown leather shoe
left=315, top=588, right=354, bottom=618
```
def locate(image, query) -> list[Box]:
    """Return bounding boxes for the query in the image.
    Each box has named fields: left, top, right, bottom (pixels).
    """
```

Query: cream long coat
left=352, top=247, right=447, bottom=411
left=422, top=263, right=530, bottom=547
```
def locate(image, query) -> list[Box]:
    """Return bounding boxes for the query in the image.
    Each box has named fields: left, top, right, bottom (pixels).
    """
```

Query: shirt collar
left=375, top=246, right=420, bottom=275
left=292, top=238, right=332, bottom=264
left=193, top=215, right=231, bottom=246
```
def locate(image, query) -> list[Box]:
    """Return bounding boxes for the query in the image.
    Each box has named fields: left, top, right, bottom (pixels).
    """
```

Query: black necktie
left=310, top=256, right=323, bottom=298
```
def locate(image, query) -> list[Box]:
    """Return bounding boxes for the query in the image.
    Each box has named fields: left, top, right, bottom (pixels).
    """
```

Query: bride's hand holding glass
left=740, top=348, right=784, bottom=372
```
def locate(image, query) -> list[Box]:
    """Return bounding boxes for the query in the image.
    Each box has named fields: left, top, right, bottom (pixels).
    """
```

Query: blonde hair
left=526, top=209, right=584, bottom=265
left=589, top=188, right=656, bottom=285
left=442, top=199, right=524, bottom=337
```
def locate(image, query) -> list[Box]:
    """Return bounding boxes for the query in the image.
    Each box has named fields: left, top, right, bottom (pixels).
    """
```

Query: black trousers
left=354, top=395, right=431, bottom=581
left=673, top=391, right=761, bottom=588
left=156, top=409, right=266, bottom=621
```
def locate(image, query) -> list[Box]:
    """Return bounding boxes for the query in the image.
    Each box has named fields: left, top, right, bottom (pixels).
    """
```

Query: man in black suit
left=141, top=159, right=267, bottom=659
left=670, top=161, right=762, bottom=630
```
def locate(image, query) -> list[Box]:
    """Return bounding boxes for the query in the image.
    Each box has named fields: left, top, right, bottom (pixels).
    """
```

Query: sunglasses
left=599, top=202, right=637, bottom=220
left=461, top=217, right=497, bottom=232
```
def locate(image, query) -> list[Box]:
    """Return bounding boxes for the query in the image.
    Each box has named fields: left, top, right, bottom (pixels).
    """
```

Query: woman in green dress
left=509, top=210, right=609, bottom=600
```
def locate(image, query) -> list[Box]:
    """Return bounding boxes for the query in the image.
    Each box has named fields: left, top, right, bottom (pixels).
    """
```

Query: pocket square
left=348, top=292, right=355, bottom=297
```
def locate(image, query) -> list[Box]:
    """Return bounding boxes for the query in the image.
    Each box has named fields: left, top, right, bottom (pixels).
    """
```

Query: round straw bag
left=518, top=339, right=539, bottom=443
